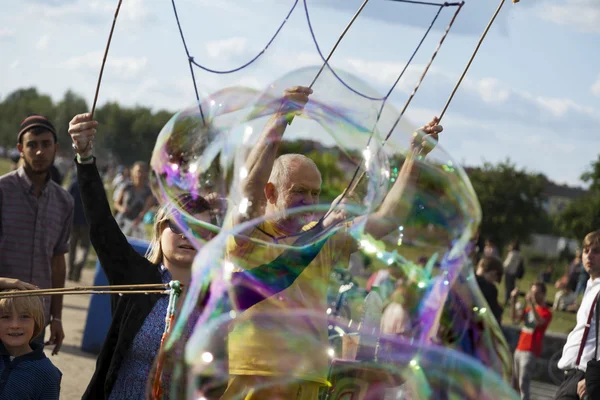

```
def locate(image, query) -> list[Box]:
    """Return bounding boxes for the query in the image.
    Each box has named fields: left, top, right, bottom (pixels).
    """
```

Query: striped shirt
left=0, top=342, right=62, bottom=399
left=0, top=166, right=73, bottom=323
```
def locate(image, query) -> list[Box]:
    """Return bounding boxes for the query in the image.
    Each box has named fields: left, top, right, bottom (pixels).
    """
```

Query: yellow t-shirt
left=225, top=220, right=354, bottom=384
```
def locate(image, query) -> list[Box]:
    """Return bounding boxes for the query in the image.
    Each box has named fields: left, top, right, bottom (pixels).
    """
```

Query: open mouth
left=7, top=333, right=24, bottom=337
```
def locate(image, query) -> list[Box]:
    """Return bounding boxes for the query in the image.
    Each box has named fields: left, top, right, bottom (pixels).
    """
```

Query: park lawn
left=0, top=158, right=12, bottom=175
left=497, top=263, right=577, bottom=335
left=380, top=243, right=577, bottom=335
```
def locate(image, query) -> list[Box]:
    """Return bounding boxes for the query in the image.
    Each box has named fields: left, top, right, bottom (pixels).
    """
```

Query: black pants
left=555, top=369, right=585, bottom=400
left=505, top=273, right=517, bottom=305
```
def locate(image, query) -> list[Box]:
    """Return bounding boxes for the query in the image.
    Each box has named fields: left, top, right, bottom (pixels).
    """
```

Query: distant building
left=542, top=181, right=587, bottom=216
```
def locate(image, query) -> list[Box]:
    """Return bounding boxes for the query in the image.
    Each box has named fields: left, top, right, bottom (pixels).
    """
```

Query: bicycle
left=547, top=349, right=563, bottom=386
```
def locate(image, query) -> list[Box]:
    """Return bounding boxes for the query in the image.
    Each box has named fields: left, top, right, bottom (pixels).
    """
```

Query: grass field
left=373, top=242, right=577, bottom=334
left=497, top=262, right=577, bottom=334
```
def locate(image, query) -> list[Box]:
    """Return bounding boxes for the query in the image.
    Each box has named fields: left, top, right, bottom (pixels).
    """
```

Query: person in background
left=114, top=161, right=154, bottom=240
left=572, top=250, right=589, bottom=297
left=504, top=240, right=524, bottom=305
left=67, top=174, right=91, bottom=282
left=475, top=256, right=504, bottom=325
left=555, top=231, right=600, bottom=400
left=0, top=115, right=72, bottom=355
left=510, top=282, right=552, bottom=400
left=112, top=165, right=130, bottom=203
left=537, top=265, right=554, bottom=284
left=484, top=239, right=500, bottom=258
left=553, top=276, right=578, bottom=312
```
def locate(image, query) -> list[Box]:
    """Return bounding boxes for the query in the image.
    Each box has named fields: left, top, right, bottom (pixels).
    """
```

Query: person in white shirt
left=555, top=231, right=600, bottom=400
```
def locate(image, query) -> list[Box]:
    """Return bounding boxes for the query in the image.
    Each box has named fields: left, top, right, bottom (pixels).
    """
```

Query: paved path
left=531, top=380, right=558, bottom=399
left=43, top=268, right=96, bottom=399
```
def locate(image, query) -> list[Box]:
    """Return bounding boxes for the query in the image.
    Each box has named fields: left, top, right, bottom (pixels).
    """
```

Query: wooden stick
left=287, top=0, right=370, bottom=125
left=438, top=0, right=507, bottom=122
left=0, top=289, right=171, bottom=299
left=90, top=0, right=123, bottom=119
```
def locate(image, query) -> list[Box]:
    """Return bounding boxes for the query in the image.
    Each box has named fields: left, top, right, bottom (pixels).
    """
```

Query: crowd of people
left=0, top=86, right=598, bottom=400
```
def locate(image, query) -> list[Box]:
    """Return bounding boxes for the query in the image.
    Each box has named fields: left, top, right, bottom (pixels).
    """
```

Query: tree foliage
left=555, top=156, right=600, bottom=239
left=466, top=159, right=550, bottom=250
left=0, top=87, right=172, bottom=165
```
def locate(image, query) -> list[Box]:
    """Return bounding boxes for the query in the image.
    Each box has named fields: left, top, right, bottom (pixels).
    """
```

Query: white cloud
left=22, top=0, right=152, bottom=27
left=592, top=76, right=600, bottom=96
left=35, top=34, right=50, bottom=50
left=62, top=51, right=148, bottom=78
left=537, top=0, right=600, bottom=33
left=343, top=56, right=600, bottom=134
left=9, top=60, right=20, bottom=69
left=0, top=27, right=14, bottom=38
left=205, top=37, right=248, bottom=59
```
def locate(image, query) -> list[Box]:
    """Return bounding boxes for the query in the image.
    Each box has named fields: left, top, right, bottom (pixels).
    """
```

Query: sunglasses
left=167, top=219, right=216, bottom=241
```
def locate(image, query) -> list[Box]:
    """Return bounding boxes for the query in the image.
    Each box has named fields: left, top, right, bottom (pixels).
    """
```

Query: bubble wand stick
left=437, top=0, right=518, bottom=123
left=73, top=0, right=123, bottom=156
left=339, top=0, right=519, bottom=205
left=90, top=0, right=123, bottom=119
left=287, top=0, right=371, bottom=125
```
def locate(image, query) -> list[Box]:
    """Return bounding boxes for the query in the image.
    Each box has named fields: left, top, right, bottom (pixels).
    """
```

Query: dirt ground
left=43, top=267, right=97, bottom=399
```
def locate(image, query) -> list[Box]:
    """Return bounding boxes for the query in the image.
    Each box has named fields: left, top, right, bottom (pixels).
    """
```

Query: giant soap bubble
left=152, top=66, right=517, bottom=399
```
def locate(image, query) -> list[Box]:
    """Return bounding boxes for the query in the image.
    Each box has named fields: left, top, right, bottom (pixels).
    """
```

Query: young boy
left=510, top=281, right=552, bottom=400
left=0, top=291, right=62, bottom=399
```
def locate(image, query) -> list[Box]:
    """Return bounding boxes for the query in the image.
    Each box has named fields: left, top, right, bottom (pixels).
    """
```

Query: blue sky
left=1, top=0, right=599, bottom=187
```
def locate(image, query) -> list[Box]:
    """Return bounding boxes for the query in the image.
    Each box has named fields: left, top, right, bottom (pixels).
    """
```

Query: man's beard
left=23, top=155, right=54, bottom=176
left=275, top=198, right=316, bottom=233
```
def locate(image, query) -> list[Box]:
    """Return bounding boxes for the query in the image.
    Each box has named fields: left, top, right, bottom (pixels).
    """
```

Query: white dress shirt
left=558, top=277, right=600, bottom=371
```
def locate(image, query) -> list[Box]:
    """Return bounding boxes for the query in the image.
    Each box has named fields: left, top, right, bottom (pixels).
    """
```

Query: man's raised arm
left=363, top=117, right=443, bottom=239
left=233, top=86, right=312, bottom=227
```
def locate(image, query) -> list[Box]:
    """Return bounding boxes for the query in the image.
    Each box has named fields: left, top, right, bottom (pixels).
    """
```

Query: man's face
left=583, top=244, right=600, bottom=277
left=274, top=161, right=322, bottom=226
left=17, top=130, right=57, bottom=175
left=530, top=284, right=545, bottom=304
left=132, top=165, right=148, bottom=185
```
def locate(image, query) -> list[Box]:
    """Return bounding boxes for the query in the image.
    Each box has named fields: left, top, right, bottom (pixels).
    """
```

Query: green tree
left=467, top=159, right=549, bottom=251
left=0, top=88, right=56, bottom=147
left=555, top=156, right=600, bottom=239
left=581, top=155, right=600, bottom=192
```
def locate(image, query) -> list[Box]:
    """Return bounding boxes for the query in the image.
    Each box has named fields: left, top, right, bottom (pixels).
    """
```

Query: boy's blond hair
left=0, top=291, right=45, bottom=340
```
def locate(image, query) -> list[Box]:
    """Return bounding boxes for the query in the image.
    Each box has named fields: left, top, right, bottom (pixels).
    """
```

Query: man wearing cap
left=0, top=115, right=73, bottom=355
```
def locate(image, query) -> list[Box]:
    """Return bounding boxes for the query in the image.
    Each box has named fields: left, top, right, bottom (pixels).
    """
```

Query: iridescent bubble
left=150, top=87, right=263, bottom=247
left=156, top=66, right=516, bottom=399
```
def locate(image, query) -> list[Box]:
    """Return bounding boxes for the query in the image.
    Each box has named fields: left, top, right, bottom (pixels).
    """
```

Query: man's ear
left=17, top=143, right=23, bottom=155
left=265, top=182, right=277, bottom=204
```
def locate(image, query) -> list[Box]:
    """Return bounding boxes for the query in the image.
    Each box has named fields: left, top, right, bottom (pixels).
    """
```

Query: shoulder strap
left=594, top=290, right=600, bottom=360
left=576, top=290, right=600, bottom=367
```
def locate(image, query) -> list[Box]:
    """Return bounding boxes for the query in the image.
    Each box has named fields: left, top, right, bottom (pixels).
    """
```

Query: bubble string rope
left=330, top=0, right=518, bottom=218
left=302, top=0, right=461, bottom=102
left=170, top=0, right=461, bottom=125
left=324, top=2, right=464, bottom=221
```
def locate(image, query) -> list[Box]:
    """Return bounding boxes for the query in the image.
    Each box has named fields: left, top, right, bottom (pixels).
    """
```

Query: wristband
left=51, top=318, right=62, bottom=323
left=77, top=154, right=94, bottom=163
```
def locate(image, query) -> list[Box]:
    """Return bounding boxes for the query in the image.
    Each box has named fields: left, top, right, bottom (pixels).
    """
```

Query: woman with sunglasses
left=68, top=113, right=217, bottom=400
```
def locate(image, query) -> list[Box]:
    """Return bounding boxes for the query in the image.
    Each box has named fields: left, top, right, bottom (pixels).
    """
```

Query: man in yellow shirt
left=221, top=86, right=443, bottom=399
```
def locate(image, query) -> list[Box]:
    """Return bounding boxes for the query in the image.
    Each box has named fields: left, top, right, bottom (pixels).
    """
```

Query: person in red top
left=510, top=281, right=552, bottom=400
